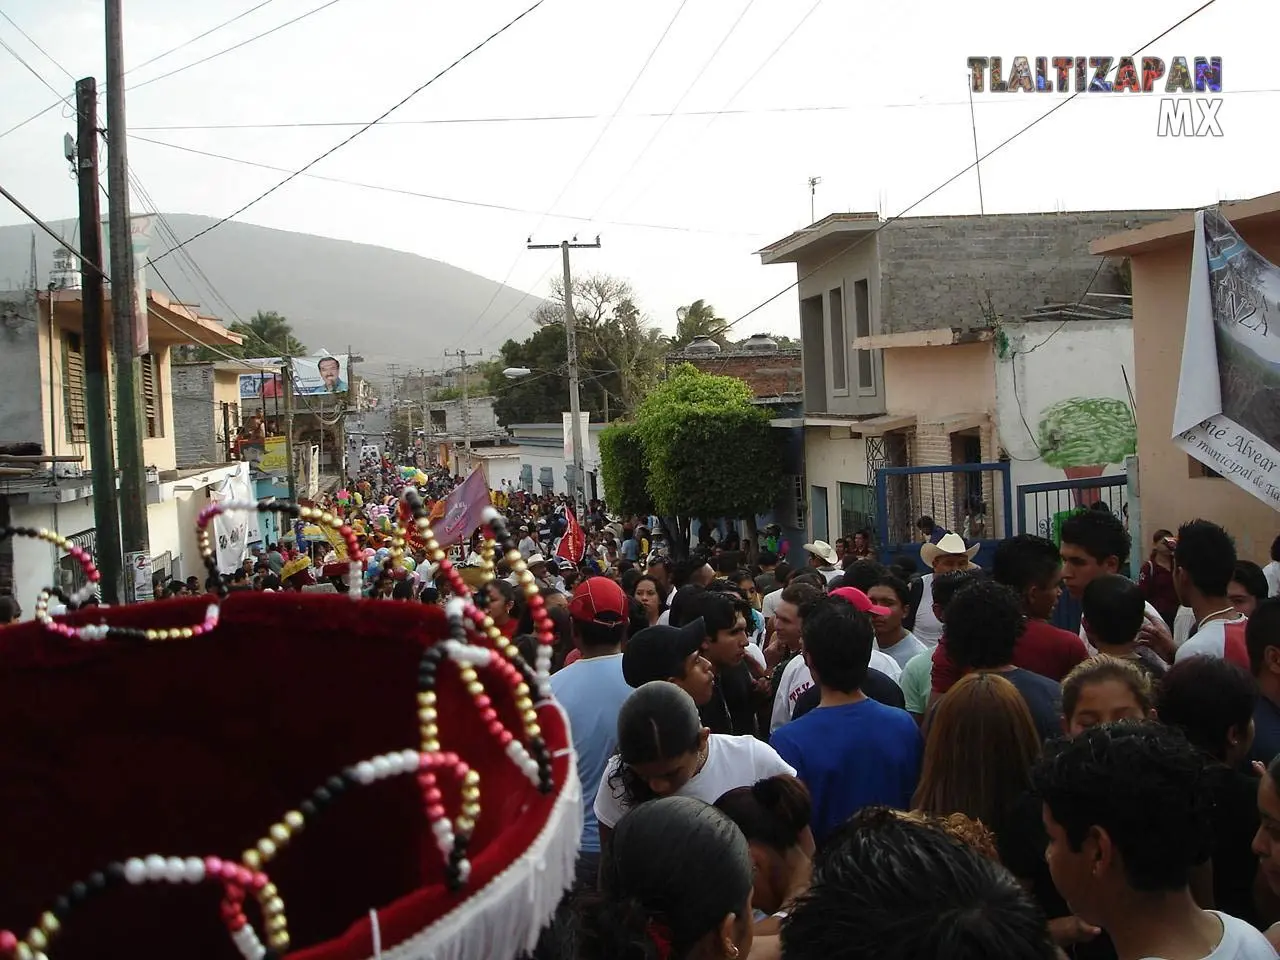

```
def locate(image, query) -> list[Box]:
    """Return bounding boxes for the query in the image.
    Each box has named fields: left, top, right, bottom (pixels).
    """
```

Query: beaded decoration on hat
left=0, top=489, right=580, bottom=960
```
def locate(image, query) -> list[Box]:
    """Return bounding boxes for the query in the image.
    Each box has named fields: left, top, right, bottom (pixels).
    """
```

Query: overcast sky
left=0, top=0, right=1271, bottom=350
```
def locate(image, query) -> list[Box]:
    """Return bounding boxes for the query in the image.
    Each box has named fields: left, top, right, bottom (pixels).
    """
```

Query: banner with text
left=1173, top=208, right=1280, bottom=512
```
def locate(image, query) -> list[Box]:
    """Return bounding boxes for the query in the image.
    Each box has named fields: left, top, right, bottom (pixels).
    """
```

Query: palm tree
left=671, top=300, right=732, bottom=350
left=233, top=310, right=307, bottom=358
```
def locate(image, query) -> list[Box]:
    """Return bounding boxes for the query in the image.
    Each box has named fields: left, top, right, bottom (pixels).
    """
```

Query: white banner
left=562, top=411, right=589, bottom=461
left=1173, top=208, right=1280, bottom=511
left=100, top=214, right=154, bottom=356
left=211, top=471, right=255, bottom=573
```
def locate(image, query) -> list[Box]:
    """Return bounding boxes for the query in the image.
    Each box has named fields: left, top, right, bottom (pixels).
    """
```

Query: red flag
left=556, top=507, right=585, bottom=563
left=433, top=468, right=492, bottom=547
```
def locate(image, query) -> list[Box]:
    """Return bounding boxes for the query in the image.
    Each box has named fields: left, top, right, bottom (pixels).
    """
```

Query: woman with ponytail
left=714, top=775, right=815, bottom=936
left=576, top=795, right=755, bottom=960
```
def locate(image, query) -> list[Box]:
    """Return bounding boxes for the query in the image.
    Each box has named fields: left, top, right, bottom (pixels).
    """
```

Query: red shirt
left=932, top=618, right=1089, bottom=694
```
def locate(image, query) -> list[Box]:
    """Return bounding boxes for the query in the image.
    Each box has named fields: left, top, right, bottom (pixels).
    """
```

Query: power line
left=124, top=88, right=1280, bottom=131
left=458, top=0, right=689, bottom=352
left=0, top=180, right=108, bottom=280
left=150, top=0, right=551, bottom=267
left=127, top=0, right=279, bottom=75
left=589, top=0, right=758, bottom=220
left=0, top=34, right=76, bottom=113
left=128, top=133, right=764, bottom=236
left=0, top=5, right=74, bottom=79
left=724, top=0, right=1221, bottom=332
left=125, top=0, right=345, bottom=91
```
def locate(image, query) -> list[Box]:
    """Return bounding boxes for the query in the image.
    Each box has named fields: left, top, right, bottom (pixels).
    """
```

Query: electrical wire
left=126, top=0, right=279, bottom=76
left=588, top=0, right=758, bottom=221
left=0, top=180, right=108, bottom=280
left=127, top=134, right=765, bottom=236
left=125, top=0, right=345, bottom=91
left=723, top=0, right=1220, bottom=332
left=150, top=0, right=551, bottom=266
left=0, top=5, right=73, bottom=79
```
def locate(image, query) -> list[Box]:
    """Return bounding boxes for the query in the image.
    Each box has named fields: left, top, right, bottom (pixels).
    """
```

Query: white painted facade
left=802, top=427, right=871, bottom=543
left=507, top=422, right=606, bottom=500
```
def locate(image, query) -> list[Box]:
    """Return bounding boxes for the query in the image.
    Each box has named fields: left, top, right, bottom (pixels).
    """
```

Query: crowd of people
left=529, top=507, right=1280, bottom=960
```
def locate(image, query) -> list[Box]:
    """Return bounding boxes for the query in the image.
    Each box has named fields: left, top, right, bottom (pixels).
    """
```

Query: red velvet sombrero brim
left=0, top=593, right=579, bottom=960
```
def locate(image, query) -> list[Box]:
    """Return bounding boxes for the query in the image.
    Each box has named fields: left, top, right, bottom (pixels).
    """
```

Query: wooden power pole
left=75, top=78, right=124, bottom=605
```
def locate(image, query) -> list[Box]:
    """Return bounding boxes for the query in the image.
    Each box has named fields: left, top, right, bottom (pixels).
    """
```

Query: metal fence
left=875, top=462, right=1013, bottom=570
left=1015, top=475, right=1130, bottom=542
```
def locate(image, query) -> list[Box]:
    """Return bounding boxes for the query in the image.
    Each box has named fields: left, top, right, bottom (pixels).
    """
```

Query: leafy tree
left=195, top=310, right=307, bottom=361
left=598, top=424, right=653, bottom=517
left=603, top=363, right=783, bottom=557
left=670, top=299, right=731, bottom=350
left=486, top=273, right=664, bottom=426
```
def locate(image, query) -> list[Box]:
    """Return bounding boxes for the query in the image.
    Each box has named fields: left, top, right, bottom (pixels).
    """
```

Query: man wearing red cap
left=550, top=576, right=634, bottom=888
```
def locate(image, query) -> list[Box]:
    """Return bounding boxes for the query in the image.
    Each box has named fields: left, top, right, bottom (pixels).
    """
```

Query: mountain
left=0, top=214, right=542, bottom=376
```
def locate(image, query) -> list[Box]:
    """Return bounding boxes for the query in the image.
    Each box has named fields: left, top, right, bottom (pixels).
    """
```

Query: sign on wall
left=100, top=214, right=154, bottom=356
left=239, top=355, right=349, bottom=399
left=1173, top=207, right=1280, bottom=512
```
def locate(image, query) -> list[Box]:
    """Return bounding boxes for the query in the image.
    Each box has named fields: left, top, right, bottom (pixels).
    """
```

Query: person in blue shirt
left=769, top=595, right=923, bottom=846
left=548, top=576, right=635, bottom=888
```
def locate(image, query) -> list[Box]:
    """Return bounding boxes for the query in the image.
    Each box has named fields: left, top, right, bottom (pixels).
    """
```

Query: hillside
left=0, top=214, right=542, bottom=375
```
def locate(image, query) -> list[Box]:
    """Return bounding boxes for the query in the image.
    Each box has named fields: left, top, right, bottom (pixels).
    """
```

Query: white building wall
left=510, top=425, right=604, bottom=498
left=9, top=498, right=96, bottom=613
left=802, top=428, right=869, bottom=542
left=993, top=319, right=1136, bottom=536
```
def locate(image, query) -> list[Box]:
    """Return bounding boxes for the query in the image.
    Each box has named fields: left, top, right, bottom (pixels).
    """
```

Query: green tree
left=602, top=363, right=783, bottom=557
left=598, top=424, right=653, bottom=517
left=670, top=299, right=731, bottom=350
left=195, top=310, right=307, bottom=361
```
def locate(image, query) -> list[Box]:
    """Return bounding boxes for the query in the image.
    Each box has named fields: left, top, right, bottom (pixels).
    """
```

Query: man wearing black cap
left=622, top=620, right=716, bottom=706
left=550, top=577, right=633, bottom=888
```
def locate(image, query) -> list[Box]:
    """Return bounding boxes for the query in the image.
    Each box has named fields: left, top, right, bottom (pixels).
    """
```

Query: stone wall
left=876, top=210, right=1177, bottom=333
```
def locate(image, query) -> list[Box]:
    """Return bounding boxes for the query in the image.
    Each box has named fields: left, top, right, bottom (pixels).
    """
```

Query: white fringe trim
left=360, top=700, right=583, bottom=960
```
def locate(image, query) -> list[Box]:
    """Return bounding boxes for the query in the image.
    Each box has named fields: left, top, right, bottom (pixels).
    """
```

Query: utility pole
left=221, top=402, right=232, bottom=462
left=444, top=349, right=482, bottom=474
left=75, top=78, right=124, bottom=606
left=105, top=0, right=151, bottom=601
left=420, top=367, right=429, bottom=468
left=283, top=359, right=297, bottom=502
left=528, top=236, right=600, bottom=517
left=808, top=176, right=822, bottom=224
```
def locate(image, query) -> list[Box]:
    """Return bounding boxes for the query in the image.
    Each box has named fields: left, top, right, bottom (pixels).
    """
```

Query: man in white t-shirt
left=1171, top=520, right=1249, bottom=667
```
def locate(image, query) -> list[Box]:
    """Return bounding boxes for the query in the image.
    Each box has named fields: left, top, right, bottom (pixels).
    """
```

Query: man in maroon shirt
left=932, top=534, right=1087, bottom=693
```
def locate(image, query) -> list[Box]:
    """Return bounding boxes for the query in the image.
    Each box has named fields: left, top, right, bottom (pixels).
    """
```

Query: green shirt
left=900, top=650, right=933, bottom=717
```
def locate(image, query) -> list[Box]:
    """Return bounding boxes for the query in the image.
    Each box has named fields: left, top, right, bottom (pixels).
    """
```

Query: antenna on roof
left=808, top=176, right=822, bottom=224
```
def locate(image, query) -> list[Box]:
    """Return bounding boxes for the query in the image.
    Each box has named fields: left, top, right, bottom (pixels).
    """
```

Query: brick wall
left=170, top=363, right=216, bottom=466
left=876, top=210, right=1179, bottom=333
left=678, top=350, right=803, bottom=399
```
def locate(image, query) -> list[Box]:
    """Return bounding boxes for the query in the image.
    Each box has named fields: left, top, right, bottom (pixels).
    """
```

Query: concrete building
left=507, top=421, right=607, bottom=501
left=0, top=288, right=244, bottom=609
left=758, top=209, right=1177, bottom=556
left=1092, top=192, right=1280, bottom=562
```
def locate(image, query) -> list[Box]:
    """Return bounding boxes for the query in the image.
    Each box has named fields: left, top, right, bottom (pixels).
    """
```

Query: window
left=810, top=484, right=830, bottom=543
left=828, top=287, right=847, bottom=393
left=62, top=332, right=87, bottom=443
left=58, top=528, right=96, bottom=594
left=853, top=279, right=873, bottom=392
left=141, top=353, right=162, bottom=438
left=430, top=410, right=447, bottom=430
left=800, top=296, right=825, bottom=412
left=838, top=482, right=873, bottom=539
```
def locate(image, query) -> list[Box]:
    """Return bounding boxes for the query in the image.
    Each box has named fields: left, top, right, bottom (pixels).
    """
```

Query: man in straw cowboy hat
left=801, top=539, right=843, bottom=585
left=905, top=532, right=981, bottom=649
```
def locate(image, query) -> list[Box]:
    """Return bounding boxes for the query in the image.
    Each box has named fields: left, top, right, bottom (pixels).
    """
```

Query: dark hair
left=931, top=570, right=975, bottom=612
left=577, top=615, right=629, bottom=650
left=627, top=598, right=649, bottom=639
left=619, top=568, right=642, bottom=596
left=730, top=569, right=754, bottom=589
left=667, top=585, right=706, bottom=629
left=578, top=796, right=752, bottom=960
left=317, top=356, right=340, bottom=371
left=779, top=582, right=822, bottom=610
left=1033, top=721, right=1213, bottom=892
left=391, top=579, right=416, bottom=600
left=0, top=595, right=20, bottom=621
left=1247, top=598, right=1280, bottom=676
left=840, top=559, right=888, bottom=587
left=261, top=574, right=281, bottom=591
left=1081, top=574, right=1146, bottom=649
left=801, top=597, right=874, bottom=693
left=781, top=807, right=1056, bottom=960
left=231, top=568, right=248, bottom=583
left=788, top=570, right=827, bottom=591
left=1173, top=519, right=1236, bottom=597
left=917, top=516, right=937, bottom=533
left=672, top=559, right=708, bottom=589
left=889, top=553, right=918, bottom=581
left=944, top=579, right=1025, bottom=670
left=715, top=775, right=811, bottom=853
left=758, top=551, right=778, bottom=566
left=773, top=561, right=792, bottom=584
left=611, top=682, right=704, bottom=806
left=992, top=535, right=1063, bottom=594
left=1155, top=655, right=1257, bottom=762
left=870, top=575, right=909, bottom=607
left=1232, top=560, right=1269, bottom=603
left=1060, top=509, right=1131, bottom=566
left=1152, top=528, right=1173, bottom=544
left=630, top=575, right=661, bottom=599
left=488, top=578, right=517, bottom=603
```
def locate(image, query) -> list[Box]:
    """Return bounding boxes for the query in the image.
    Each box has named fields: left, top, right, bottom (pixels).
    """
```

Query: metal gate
left=875, top=462, right=1012, bottom=571
left=1015, top=475, right=1130, bottom=541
